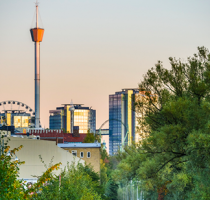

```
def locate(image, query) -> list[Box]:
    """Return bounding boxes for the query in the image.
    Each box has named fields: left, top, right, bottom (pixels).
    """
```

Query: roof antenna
left=35, top=0, right=39, bottom=28
left=70, top=99, right=74, bottom=108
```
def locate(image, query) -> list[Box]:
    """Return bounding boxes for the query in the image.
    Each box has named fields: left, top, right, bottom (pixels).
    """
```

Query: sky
left=0, top=0, right=210, bottom=129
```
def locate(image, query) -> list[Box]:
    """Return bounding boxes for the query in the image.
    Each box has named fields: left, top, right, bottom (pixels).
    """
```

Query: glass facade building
left=0, top=112, right=31, bottom=128
left=49, top=108, right=65, bottom=130
left=49, top=104, right=96, bottom=133
left=109, top=89, right=139, bottom=155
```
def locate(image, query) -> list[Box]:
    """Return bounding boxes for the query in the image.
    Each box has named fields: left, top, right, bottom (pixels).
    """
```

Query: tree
left=114, top=47, right=210, bottom=199
left=0, top=136, right=25, bottom=200
left=103, top=155, right=119, bottom=200
left=105, top=178, right=119, bottom=200
left=0, top=135, right=61, bottom=199
left=36, top=162, right=102, bottom=200
left=83, top=129, right=100, bottom=143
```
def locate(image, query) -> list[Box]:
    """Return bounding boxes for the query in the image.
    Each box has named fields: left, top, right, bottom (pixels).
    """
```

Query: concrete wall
left=63, top=147, right=100, bottom=173
left=7, top=137, right=84, bottom=180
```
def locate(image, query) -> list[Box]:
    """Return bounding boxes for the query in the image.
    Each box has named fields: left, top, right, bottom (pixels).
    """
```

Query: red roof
left=15, top=130, right=87, bottom=143
left=64, top=133, right=87, bottom=143
left=29, top=129, right=64, bottom=137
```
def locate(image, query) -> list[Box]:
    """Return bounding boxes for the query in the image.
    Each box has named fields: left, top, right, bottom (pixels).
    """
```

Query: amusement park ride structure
left=0, top=100, right=36, bottom=129
left=0, top=3, right=44, bottom=130
left=98, top=119, right=130, bottom=151
left=30, top=1, right=44, bottom=128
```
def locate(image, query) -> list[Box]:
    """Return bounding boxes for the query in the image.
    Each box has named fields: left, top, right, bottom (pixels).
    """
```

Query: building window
left=80, top=152, right=84, bottom=158
left=87, top=152, right=91, bottom=158
left=72, top=150, right=77, bottom=157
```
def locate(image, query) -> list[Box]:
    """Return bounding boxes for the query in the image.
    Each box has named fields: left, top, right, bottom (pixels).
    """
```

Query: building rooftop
left=49, top=110, right=62, bottom=114
left=62, top=104, right=84, bottom=106
left=58, top=143, right=101, bottom=148
left=122, top=88, right=139, bottom=91
left=49, top=104, right=95, bottom=111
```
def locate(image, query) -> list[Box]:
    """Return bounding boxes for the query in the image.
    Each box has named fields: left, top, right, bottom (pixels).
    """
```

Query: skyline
left=1, top=0, right=210, bottom=128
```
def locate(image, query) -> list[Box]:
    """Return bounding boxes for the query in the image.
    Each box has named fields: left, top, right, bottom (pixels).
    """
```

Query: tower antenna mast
left=35, top=0, right=39, bottom=28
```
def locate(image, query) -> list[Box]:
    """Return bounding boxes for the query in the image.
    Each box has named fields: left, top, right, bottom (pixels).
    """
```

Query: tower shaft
left=70, top=110, right=74, bottom=133
left=35, top=41, right=40, bottom=128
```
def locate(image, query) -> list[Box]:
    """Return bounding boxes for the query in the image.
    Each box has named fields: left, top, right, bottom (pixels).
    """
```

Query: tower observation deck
left=30, top=2, right=44, bottom=128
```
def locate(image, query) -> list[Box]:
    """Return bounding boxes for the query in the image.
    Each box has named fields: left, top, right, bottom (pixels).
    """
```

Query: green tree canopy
left=83, top=130, right=100, bottom=143
left=114, top=47, right=210, bottom=199
left=0, top=138, right=25, bottom=200
left=36, top=163, right=102, bottom=200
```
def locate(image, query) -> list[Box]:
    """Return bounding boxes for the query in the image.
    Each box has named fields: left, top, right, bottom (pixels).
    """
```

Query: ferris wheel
left=0, top=100, right=36, bottom=129
left=0, top=100, right=35, bottom=116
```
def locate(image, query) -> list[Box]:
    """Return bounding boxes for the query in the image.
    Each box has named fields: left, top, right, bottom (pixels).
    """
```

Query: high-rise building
left=49, top=104, right=96, bottom=133
left=109, top=88, right=140, bottom=155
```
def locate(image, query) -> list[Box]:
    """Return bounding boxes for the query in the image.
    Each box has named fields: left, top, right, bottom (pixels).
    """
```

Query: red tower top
left=30, top=3, right=44, bottom=42
left=30, top=28, right=44, bottom=42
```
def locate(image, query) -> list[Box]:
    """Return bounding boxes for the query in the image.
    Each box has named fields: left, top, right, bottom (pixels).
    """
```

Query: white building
left=7, top=137, right=84, bottom=183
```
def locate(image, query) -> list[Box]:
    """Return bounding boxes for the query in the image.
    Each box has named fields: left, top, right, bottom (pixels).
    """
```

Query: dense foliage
left=114, top=47, right=210, bottom=199
left=0, top=137, right=25, bottom=200
left=83, top=130, right=100, bottom=143
left=35, top=163, right=102, bottom=200
left=101, top=147, right=119, bottom=200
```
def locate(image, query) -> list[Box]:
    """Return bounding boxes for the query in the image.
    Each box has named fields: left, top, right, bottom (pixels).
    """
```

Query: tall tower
left=30, top=2, right=44, bottom=128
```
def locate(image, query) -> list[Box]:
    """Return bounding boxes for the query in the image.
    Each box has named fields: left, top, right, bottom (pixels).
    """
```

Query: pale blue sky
left=0, top=0, right=210, bottom=128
